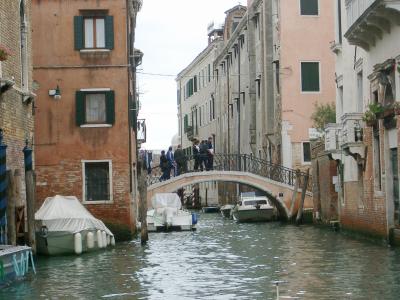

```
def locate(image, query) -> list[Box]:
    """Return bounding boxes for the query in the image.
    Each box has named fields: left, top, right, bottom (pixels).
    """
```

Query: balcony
left=340, top=113, right=366, bottom=166
left=345, top=0, right=400, bottom=51
left=324, top=123, right=343, bottom=161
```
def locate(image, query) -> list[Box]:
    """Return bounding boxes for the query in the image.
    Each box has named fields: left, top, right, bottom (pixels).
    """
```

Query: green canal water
left=2, top=213, right=400, bottom=300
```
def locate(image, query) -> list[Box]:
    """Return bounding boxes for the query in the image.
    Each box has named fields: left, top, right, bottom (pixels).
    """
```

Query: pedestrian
left=174, top=144, right=186, bottom=176
left=193, top=139, right=200, bottom=171
left=207, top=136, right=214, bottom=170
left=166, top=146, right=175, bottom=177
left=159, top=150, right=170, bottom=181
left=199, top=140, right=208, bottom=171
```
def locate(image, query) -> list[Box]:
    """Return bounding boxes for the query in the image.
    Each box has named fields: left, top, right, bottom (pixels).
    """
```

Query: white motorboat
left=35, top=195, right=115, bottom=255
left=232, top=195, right=277, bottom=222
left=147, top=193, right=197, bottom=232
left=220, top=204, right=235, bottom=218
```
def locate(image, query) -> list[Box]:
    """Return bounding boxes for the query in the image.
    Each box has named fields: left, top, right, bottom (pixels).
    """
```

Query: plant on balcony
left=0, top=45, right=12, bottom=61
left=362, top=110, right=377, bottom=126
left=311, top=102, right=336, bottom=133
left=392, top=101, right=400, bottom=115
left=363, top=103, right=384, bottom=126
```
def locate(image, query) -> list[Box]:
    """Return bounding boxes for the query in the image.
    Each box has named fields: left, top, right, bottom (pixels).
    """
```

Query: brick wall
left=36, top=159, right=133, bottom=229
left=340, top=125, right=388, bottom=238
left=0, top=0, right=34, bottom=205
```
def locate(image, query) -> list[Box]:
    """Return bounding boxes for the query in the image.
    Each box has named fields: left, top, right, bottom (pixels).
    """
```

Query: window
left=302, top=142, right=311, bottom=163
left=76, top=90, right=115, bottom=126
left=301, top=62, right=320, bottom=92
left=300, top=0, right=319, bottom=16
left=337, top=0, right=342, bottom=44
left=208, top=64, right=211, bottom=82
left=74, top=15, right=114, bottom=50
left=357, top=71, right=363, bottom=113
left=83, top=161, right=112, bottom=202
left=194, top=75, right=198, bottom=93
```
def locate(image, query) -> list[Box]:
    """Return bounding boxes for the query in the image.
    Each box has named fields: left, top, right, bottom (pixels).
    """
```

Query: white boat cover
left=151, top=193, right=182, bottom=209
left=35, top=195, right=113, bottom=236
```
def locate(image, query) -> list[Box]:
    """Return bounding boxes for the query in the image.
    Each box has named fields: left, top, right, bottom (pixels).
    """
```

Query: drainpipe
left=227, top=61, right=231, bottom=154
left=237, top=44, right=241, bottom=155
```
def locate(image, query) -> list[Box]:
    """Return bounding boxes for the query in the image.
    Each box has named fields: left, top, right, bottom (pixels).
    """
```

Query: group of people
left=192, top=137, right=214, bottom=172
left=158, top=137, right=214, bottom=182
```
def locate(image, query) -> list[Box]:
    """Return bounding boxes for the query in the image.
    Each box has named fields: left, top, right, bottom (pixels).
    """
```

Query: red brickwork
left=0, top=0, right=34, bottom=204
left=340, top=125, right=388, bottom=238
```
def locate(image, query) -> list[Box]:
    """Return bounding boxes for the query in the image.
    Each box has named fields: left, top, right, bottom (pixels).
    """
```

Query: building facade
left=0, top=0, right=35, bottom=243
left=32, top=0, right=142, bottom=237
left=325, top=0, right=400, bottom=241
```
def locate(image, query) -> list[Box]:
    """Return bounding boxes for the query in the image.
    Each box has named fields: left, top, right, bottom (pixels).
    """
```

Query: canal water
left=2, top=213, right=400, bottom=300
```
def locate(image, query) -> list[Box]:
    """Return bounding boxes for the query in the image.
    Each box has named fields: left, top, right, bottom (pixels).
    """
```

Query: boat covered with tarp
left=147, top=193, right=197, bottom=231
left=35, top=195, right=115, bottom=255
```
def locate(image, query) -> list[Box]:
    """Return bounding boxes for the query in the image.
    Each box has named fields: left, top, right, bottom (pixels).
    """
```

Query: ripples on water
left=2, top=213, right=400, bottom=300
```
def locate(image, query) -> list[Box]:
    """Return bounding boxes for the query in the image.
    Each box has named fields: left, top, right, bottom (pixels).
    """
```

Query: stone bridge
left=146, top=154, right=313, bottom=220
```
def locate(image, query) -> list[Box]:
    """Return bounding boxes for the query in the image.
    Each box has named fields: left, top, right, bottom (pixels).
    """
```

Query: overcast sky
left=136, top=0, right=245, bottom=150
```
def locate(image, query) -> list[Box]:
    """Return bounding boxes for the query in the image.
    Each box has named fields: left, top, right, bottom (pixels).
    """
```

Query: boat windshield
left=243, top=199, right=268, bottom=206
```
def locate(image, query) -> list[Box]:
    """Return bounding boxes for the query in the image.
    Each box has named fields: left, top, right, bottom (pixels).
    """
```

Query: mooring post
left=25, top=170, right=36, bottom=253
left=296, top=168, right=310, bottom=225
left=0, top=130, right=8, bottom=245
left=6, top=170, right=16, bottom=246
left=289, top=169, right=301, bottom=219
left=138, top=161, right=148, bottom=245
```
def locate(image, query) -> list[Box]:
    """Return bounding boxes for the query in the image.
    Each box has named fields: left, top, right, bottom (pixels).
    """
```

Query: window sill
left=83, top=200, right=113, bottom=205
left=80, top=124, right=112, bottom=128
left=80, top=49, right=111, bottom=53
left=79, top=49, right=111, bottom=59
left=302, top=162, right=312, bottom=165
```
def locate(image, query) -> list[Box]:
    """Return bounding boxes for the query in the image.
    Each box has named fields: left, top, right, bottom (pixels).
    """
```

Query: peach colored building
left=279, top=0, right=336, bottom=169
left=32, top=0, right=142, bottom=238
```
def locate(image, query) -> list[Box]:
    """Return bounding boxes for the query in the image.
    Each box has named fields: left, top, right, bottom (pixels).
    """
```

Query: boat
left=232, top=194, right=277, bottom=222
left=220, top=204, right=235, bottom=218
left=35, top=195, right=115, bottom=255
left=202, top=205, right=220, bottom=213
left=147, top=193, right=197, bottom=232
left=0, top=245, right=36, bottom=288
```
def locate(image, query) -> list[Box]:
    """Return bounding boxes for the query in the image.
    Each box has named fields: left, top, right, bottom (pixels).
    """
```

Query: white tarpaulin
left=35, top=195, right=113, bottom=235
left=151, top=193, right=182, bottom=209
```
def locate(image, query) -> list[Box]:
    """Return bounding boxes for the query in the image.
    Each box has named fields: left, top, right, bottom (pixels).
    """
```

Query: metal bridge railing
left=147, top=153, right=311, bottom=192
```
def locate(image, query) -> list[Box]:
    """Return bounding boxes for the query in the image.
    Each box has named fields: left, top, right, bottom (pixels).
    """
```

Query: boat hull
left=36, top=230, right=110, bottom=255
left=220, top=205, right=234, bottom=218
left=232, top=208, right=276, bottom=223
left=147, top=210, right=196, bottom=232
left=202, top=206, right=220, bottom=213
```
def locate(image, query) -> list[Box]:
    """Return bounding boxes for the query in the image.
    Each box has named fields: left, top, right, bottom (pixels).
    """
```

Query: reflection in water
left=2, top=214, right=400, bottom=299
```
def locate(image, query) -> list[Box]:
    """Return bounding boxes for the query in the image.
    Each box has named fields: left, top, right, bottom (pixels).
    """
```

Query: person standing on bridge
left=193, top=139, right=201, bottom=171
left=166, top=146, right=175, bottom=177
left=174, top=144, right=186, bottom=176
left=159, top=150, right=170, bottom=181
left=206, top=136, right=214, bottom=171
left=199, top=140, right=208, bottom=171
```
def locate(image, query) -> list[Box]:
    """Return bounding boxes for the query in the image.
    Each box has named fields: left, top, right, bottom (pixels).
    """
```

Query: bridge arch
left=147, top=171, right=312, bottom=220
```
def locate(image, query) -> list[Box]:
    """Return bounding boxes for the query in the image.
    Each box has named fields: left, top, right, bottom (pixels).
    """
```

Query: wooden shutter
left=194, top=76, right=197, bottom=93
left=132, top=100, right=137, bottom=129
left=184, top=114, right=188, bottom=132
left=301, top=62, right=320, bottom=92
left=74, top=16, right=84, bottom=50
left=105, top=16, right=114, bottom=50
left=300, top=0, right=318, bottom=15
left=106, top=91, right=115, bottom=125
left=76, top=91, right=85, bottom=126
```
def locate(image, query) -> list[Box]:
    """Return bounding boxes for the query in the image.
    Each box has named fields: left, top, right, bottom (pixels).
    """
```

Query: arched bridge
left=146, top=154, right=313, bottom=220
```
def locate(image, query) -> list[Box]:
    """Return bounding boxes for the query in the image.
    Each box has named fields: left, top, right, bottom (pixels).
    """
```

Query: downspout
left=237, top=45, right=241, bottom=155
left=126, top=0, right=133, bottom=193
left=227, top=61, right=231, bottom=154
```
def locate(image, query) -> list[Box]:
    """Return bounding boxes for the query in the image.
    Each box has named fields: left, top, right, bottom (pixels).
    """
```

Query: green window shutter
left=105, top=16, right=114, bottom=50
left=300, top=0, right=318, bottom=15
left=301, top=62, right=320, bottom=92
left=184, top=114, right=188, bottom=132
left=208, top=64, right=211, bottom=82
left=131, top=100, right=137, bottom=129
left=106, top=91, right=115, bottom=125
left=76, top=91, right=85, bottom=126
left=194, top=76, right=198, bottom=93
left=74, top=16, right=84, bottom=50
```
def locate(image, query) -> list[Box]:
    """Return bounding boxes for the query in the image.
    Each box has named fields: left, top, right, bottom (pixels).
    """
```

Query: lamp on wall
left=49, top=85, right=61, bottom=100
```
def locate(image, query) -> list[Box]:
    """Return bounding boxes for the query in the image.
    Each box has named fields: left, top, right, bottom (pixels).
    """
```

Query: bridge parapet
left=147, top=154, right=311, bottom=192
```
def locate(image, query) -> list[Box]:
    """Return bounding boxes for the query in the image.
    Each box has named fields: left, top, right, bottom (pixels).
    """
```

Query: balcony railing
left=340, top=113, right=364, bottom=145
left=324, top=123, right=342, bottom=151
left=346, top=0, right=376, bottom=30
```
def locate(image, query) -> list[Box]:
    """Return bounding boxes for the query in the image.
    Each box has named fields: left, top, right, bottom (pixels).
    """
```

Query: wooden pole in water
left=138, top=161, right=148, bottom=245
left=289, top=169, right=301, bottom=219
left=25, top=170, right=36, bottom=253
left=296, top=168, right=310, bottom=225
left=6, top=170, right=16, bottom=246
